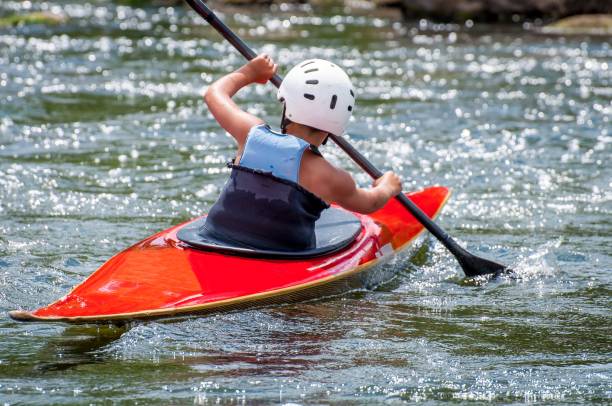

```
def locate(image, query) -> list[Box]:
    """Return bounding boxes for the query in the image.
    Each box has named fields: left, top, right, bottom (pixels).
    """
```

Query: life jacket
left=201, top=124, right=329, bottom=251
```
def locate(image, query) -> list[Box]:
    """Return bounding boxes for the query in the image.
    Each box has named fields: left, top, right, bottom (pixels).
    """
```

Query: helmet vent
left=330, top=95, right=337, bottom=109
left=305, top=80, right=319, bottom=85
left=350, top=89, right=355, bottom=97
left=301, top=61, right=315, bottom=68
left=304, top=93, right=315, bottom=100
left=304, top=68, right=319, bottom=74
left=348, top=105, right=353, bottom=112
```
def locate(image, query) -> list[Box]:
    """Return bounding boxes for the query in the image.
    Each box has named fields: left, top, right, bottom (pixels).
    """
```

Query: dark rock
left=394, top=0, right=612, bottom=22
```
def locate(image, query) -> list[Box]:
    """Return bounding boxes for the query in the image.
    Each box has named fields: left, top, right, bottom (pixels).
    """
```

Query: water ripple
left=1, top=1, right=610, bottom=403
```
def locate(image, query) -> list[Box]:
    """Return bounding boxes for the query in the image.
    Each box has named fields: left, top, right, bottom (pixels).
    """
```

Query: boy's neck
left=285, top=122, right=328, bottom=146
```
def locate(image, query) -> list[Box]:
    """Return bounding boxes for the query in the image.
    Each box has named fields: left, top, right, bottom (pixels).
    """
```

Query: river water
left=1, top=1, right=610, bottom=404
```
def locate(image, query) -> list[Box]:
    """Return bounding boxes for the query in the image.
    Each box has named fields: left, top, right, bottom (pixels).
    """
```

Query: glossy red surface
left=28, top=187, right=449, bottom=320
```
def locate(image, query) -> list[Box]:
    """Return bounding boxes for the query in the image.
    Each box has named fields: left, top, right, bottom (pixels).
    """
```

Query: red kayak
left=9, top=186, right=449, bottom=323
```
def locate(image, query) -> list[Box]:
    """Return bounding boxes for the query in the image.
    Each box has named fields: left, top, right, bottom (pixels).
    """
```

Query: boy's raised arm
left=204, top=54, right=278, bottom=147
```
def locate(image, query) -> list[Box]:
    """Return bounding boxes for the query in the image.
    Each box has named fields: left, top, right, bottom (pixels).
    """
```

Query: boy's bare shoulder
left=301, top=150, right=355, bottom=201
left=302, top=149, right=340, bottom=179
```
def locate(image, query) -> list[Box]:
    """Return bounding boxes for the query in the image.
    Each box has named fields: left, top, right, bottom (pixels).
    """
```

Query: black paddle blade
left=457, top=250, right=513, bottom=278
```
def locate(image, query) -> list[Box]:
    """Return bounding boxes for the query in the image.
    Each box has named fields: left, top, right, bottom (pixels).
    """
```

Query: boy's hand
left=240, top=54, right=278, bottom=84
left=373, top=171, right=402, bottom=198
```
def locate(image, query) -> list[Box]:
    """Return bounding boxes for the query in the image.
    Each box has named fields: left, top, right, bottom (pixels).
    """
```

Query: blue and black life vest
left=201, top=124, right=329, bottom=251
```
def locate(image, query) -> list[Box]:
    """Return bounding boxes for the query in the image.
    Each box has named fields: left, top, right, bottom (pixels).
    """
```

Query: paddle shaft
left=185, top=0, right=283, bottom=88
left=326, top=134, right=465, bottom=258
left=186, top=0, right=508, bottom=276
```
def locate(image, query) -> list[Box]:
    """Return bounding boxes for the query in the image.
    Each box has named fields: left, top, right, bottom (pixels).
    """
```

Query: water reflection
left=34, top=325, right=128, bottom=372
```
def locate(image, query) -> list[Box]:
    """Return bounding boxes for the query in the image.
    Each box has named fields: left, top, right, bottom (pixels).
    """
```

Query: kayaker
left=202, top=54, right=402, bottom=251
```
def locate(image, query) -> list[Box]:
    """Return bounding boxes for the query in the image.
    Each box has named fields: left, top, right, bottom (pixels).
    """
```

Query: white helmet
left=278, top=59, right=355, bottom=136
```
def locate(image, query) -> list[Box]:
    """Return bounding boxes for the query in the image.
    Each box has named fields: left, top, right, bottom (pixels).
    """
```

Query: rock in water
left=542, top=14, right=612, bottom=35
left=395, top=0, right=612, bottom=22
left=0, top=11, right=67, bottom=27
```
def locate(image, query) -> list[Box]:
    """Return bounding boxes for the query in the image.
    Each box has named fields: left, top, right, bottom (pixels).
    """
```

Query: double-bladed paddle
left=184, top=0, right=512, bottom=277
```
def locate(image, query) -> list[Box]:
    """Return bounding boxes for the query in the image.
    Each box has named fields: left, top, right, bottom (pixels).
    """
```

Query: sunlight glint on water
left=0, top=1, right=610, bottom=403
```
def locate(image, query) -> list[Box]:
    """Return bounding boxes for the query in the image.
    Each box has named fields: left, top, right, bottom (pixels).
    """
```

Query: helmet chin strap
left=280, top=106, right=289, bottom=134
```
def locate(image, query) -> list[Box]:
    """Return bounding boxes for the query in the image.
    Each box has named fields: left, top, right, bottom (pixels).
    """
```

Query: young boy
left=202, top=54, right=401, bottom=251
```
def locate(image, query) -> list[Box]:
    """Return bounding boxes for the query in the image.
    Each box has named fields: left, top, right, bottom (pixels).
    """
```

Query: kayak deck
left=176, top=207, right=363, bottom=258
left=9, top=187, right=450, bottom=323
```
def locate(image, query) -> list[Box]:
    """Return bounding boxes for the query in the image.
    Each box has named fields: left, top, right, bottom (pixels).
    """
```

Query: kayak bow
left=9, top=187, right=449, bottom=323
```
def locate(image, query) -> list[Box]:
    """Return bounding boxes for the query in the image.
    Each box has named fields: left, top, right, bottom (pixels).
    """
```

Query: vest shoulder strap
left=239, top=125, right=310, bottom=183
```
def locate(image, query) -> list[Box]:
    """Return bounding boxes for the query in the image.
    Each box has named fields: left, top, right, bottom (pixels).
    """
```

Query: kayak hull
left=9, top=187, right=450, bottom=323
